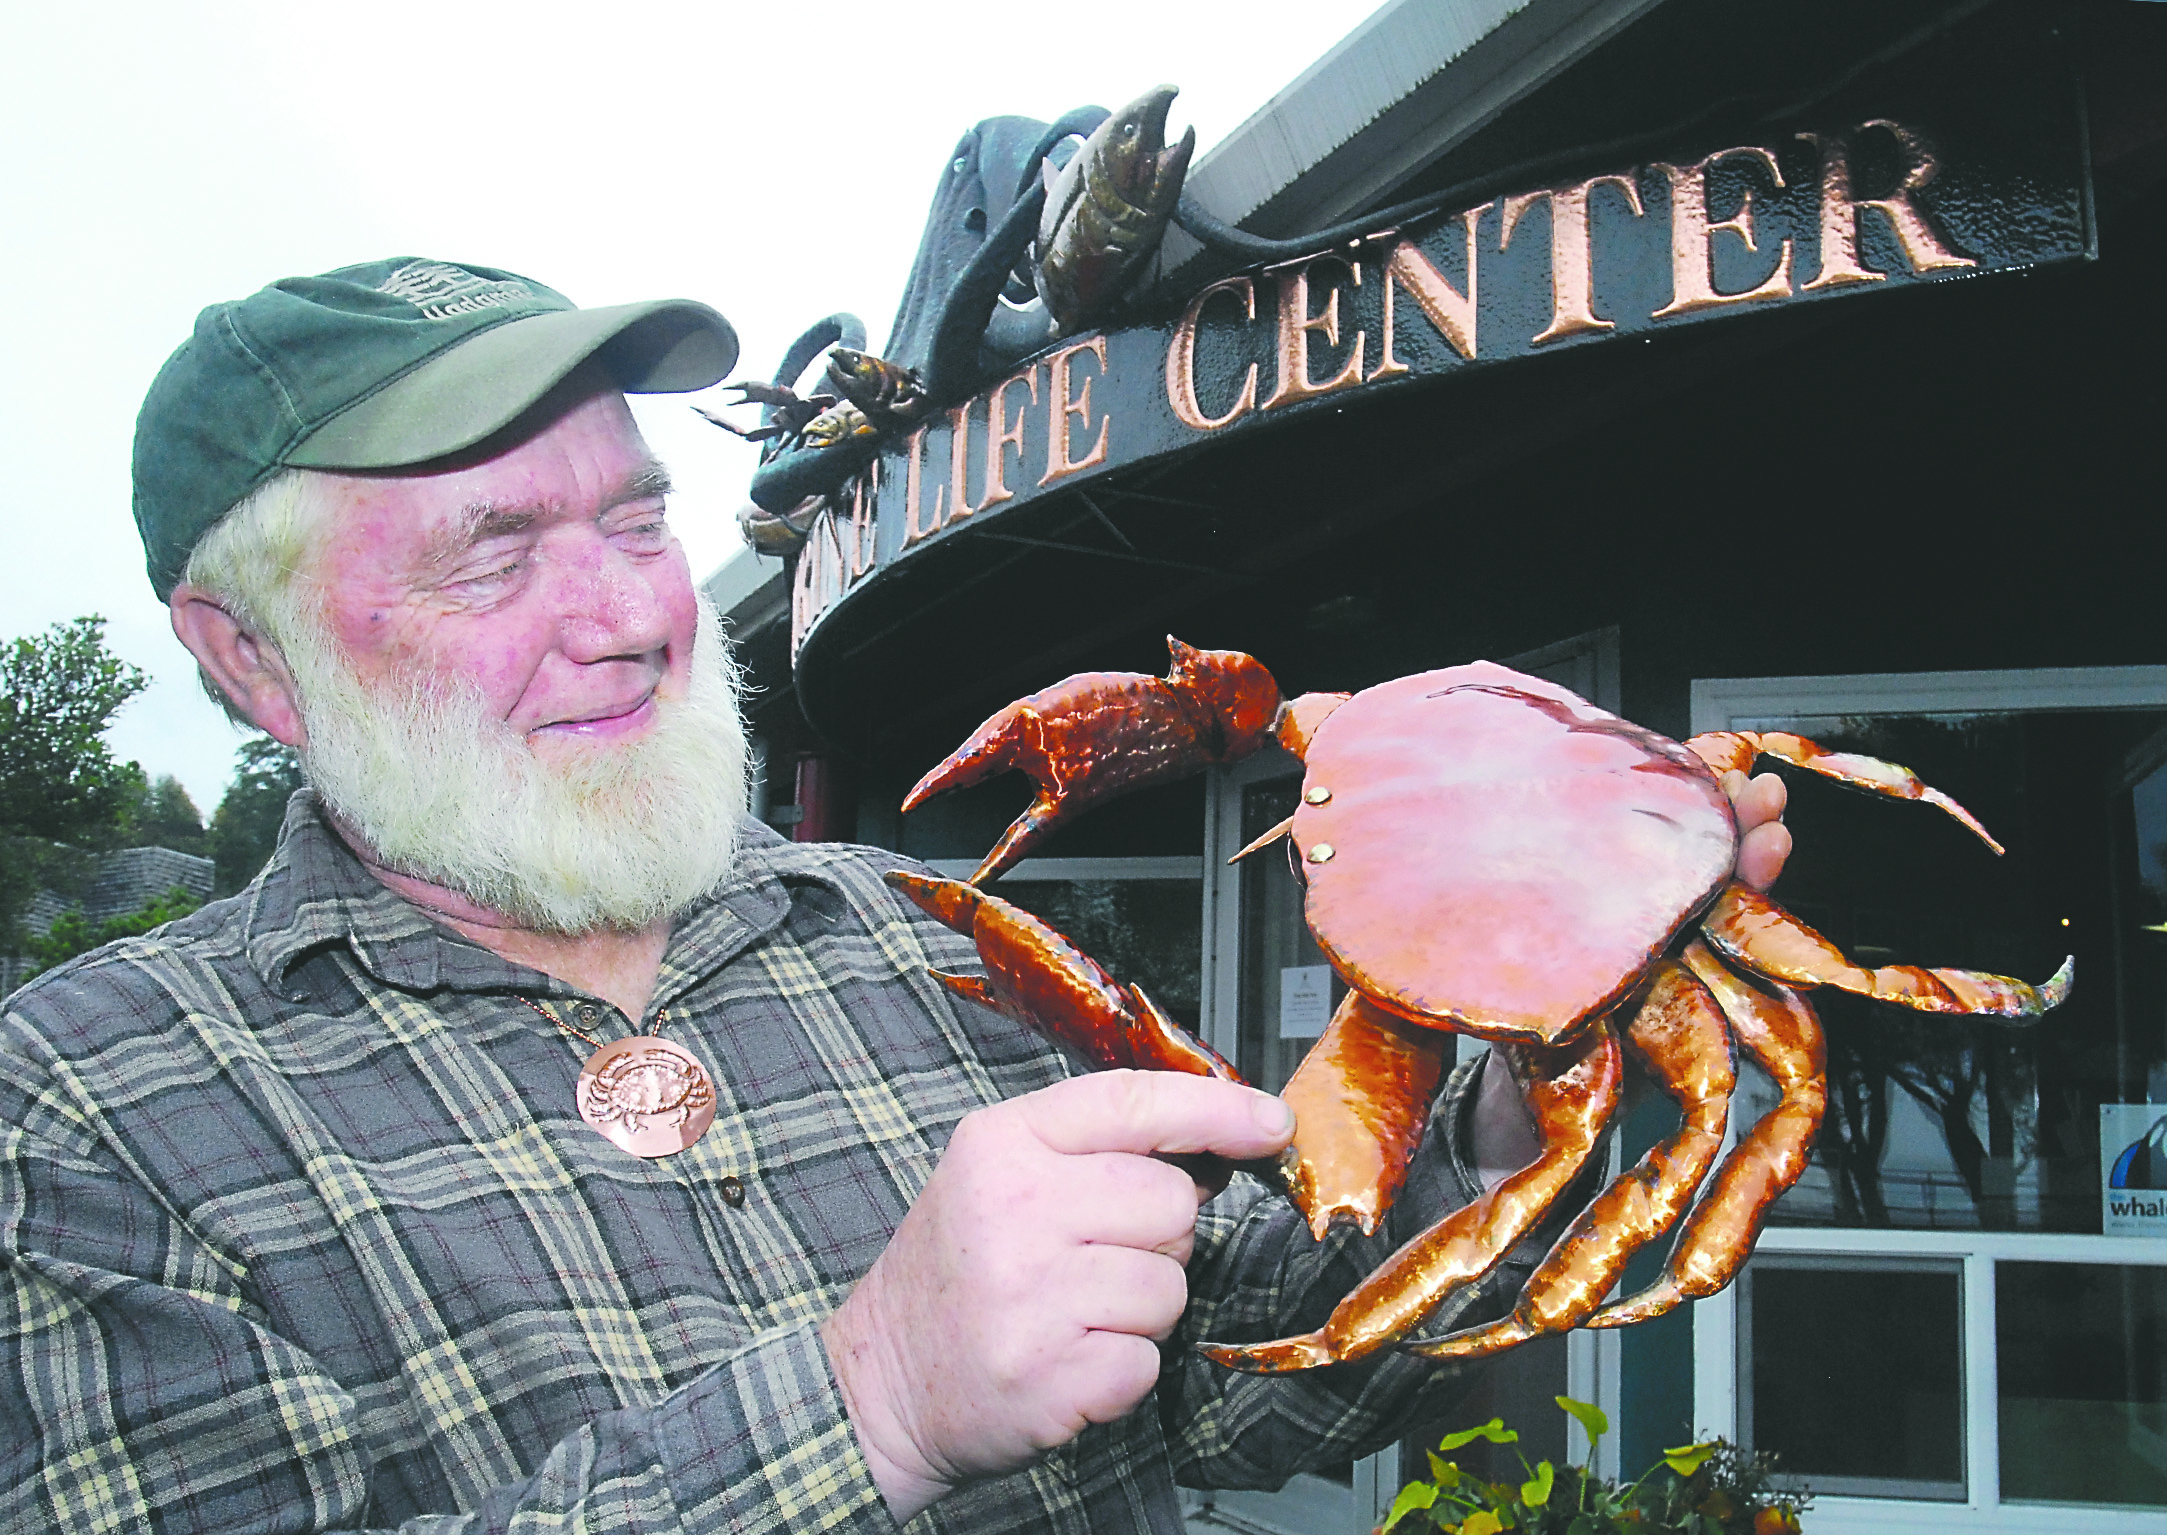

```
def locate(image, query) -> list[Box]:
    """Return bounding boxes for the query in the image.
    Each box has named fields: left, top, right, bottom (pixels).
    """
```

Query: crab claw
left=886, top=870, right=1237, bottom=1079
left=1196, top=1333, right=1339, bottom=1373
left=902, top=638, right=1284, bottom=883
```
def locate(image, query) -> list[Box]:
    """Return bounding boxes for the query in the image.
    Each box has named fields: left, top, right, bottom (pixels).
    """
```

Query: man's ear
left=169, top=584, right=308, bottom=749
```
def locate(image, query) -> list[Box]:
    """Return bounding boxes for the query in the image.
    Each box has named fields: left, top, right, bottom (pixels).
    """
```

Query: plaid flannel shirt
left=1, top=794, right=1511, bottom=1535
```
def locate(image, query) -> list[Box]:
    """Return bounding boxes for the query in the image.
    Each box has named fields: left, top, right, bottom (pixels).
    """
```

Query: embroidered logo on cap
left=376, top=260, right=536, bottom=321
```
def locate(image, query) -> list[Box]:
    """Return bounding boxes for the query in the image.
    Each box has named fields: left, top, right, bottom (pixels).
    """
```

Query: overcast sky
left=2, top=0, right=1386, bottom=816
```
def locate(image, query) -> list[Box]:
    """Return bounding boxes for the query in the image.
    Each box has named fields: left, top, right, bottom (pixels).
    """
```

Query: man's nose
left=549, top=540, right=672, bottom=662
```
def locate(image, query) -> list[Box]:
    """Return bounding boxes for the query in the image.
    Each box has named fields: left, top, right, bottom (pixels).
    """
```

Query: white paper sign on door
left=2101, top=1104, right=2167, bottom=1236
left=1279, top=966, right=1333, bottom=1039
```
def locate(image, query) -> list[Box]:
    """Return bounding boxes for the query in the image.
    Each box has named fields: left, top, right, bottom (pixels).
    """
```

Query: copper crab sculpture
left=888, top=640, right=2071, bottom=1372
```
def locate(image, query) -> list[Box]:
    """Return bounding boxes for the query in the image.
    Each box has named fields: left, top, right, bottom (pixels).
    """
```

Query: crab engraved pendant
left=575, top=1037, right=717, bottom=1158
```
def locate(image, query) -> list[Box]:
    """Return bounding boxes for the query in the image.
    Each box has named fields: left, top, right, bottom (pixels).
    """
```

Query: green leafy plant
left=26, top=885, right=203, bottom=978
left=1381, top=1398, right=1810, bottom=1535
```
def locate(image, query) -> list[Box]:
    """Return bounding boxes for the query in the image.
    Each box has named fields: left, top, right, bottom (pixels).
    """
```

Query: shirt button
left=719, top=1175, right=746, bottom=1208
left=576, top=1003, right=602, bottom=1028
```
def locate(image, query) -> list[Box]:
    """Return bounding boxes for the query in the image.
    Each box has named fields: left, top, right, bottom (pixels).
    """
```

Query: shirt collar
left=649, top=820, right=798, bottom=1011
left=242, top=792, right=824, bottom=1001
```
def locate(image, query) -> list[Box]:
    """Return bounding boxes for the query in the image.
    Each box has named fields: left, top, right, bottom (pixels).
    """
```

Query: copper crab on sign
left=888, top=640, right=2071, bottom=1372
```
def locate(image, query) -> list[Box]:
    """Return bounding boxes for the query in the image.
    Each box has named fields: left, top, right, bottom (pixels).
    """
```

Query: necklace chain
left=519, top=996, right=669, bottom=1050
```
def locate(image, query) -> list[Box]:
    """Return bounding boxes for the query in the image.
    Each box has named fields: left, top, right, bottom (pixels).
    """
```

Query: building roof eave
left=1161, top=0, right=1671, bottom=277
left=702, top=545, right=788, bottom=637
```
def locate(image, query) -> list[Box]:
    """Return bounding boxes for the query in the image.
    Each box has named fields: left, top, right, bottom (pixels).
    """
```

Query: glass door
left=1688, top=666, right=2167, bottom=1531
left=1192, top=744, right=1401, bottom=1535
left=1188, top=629, right=1627, bottom=1532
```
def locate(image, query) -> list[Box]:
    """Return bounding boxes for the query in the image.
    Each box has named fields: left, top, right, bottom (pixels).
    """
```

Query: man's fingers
left=1155, top=1150, right=1239, bottom=1205
left=1066, top=1332, right=1165, bottom=1428
left=1722, top=769, right=1787, bottom=832
left=1062, top=1151, right=1202, bottom=1254
left=1017, top=1070, right=1295, bottom=1161
left=1721, top=770, right=1791, bottom=889
left=829, top=1070, right=1272, bottom=1507
left=1067, top=1244, right=1189, bottom=1339
left=1736, top=821, right=1793, bottom=892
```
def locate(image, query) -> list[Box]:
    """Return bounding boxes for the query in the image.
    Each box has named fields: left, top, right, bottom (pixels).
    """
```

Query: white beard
left=286, top=595, right=751, bottom=933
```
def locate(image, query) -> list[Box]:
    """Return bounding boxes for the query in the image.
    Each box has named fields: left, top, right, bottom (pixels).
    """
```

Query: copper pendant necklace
left=521, top=998, right=716, bottom=1158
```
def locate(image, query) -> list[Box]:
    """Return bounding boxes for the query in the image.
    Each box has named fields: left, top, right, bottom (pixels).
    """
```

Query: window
left=1996, top=1261, right=2167, bottom=1507
left=910, top=778, right=1210, bottom=1031
left=1235, top=771, right=1342, bottom=1093
left=1690, top=667, right=2167, bottom=1530
left=1739, top=1255, right=1967, bottom=1500
left=1718, top=707, right=2165, bottom=1235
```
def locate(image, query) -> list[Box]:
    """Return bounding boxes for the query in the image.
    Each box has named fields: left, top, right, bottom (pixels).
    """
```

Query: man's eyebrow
left=422, top=461, right=674, bottom=568
left=424, top=503, right=540, bottom=567
left=620, top=461, right=674, bottom=502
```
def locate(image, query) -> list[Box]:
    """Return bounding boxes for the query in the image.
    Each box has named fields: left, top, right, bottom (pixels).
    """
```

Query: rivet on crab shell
left=1308, top=842, right=1336, bottom=863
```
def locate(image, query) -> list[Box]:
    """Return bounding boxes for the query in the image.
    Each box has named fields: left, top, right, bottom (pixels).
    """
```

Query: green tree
left=0, top=616, right=149, bottom=843
left=126, top=773, right=207, bottom=855
left=208, top=736, right=305, bottom=895
left=1, top=616, right=151, bottom=953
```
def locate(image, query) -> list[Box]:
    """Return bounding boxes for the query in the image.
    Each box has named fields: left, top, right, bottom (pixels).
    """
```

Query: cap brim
left=285, top=299, right=738, bottom=470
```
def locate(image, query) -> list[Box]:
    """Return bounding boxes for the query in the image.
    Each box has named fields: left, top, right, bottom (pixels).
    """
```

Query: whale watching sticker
left=2101, top=1105, right=2167, bottom=1235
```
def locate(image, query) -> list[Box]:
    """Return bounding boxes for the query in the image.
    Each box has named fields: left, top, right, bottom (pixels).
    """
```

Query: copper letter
left=1042, top=336, right=1111, bottom=485
left=790, top=527, right=815, bottom=655
left=1369, top=203, right=1489, bottom=380
left=790, top=506, right=846, bottom=659
left=902, top=424, right=946, bottom=546
left=1501, top=174, right=1647, bottom=344
left=848, top=467, right=876, bottom=578
left=1261, top=254, right=1365, bottom=410
left=1166, top=276, right=1259, bottom=431
left=1802, top=123, right=1976, bottom=291
left=982, top=366, right=1038, bottom=508
left=1652, top=146, right=1794, bottom=319
left=946, top=399, right=986, bottom=524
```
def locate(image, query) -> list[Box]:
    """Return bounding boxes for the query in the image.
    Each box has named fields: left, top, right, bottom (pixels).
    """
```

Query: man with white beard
left=1, top=260, right=1792, bottom=1534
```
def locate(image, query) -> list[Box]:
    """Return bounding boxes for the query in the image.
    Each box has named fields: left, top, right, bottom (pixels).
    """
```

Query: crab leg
left=901, top=639, right=1286, bottom=883
left=1703, top=885, right=2073, bottom=1016
left=1197, top=1023, right=1623, bottom=1374
left=893, top=870, right=1453, bottom=1227
left=1405, top=955, right=1734, bottom=1359
left=1561, top=889, right=2072, bottom=1334
left=1588, top=942, right=1826, bottom=1327
left=1280, top=992, right=1452, bottom=1240
left=1685, top=730, right=2003, bottom=853
left=885, top=872, right=1236, bottom=1078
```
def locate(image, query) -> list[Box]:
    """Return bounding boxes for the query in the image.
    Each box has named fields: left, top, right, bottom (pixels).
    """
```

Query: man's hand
left=822, top=1071, right=1296, bottom=1521
left=1725, top=769, right=1791, bottom=892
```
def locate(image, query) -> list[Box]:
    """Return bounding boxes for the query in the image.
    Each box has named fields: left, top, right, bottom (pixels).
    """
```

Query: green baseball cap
left=132, top=257, right=739, bottom=598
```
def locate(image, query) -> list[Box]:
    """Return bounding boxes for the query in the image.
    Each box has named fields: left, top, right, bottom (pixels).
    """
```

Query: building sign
left=791, top=94, right=2089, bottom=657
left=2103, top=1104, right=2167, bottom=1236
left=1278, top=965, right=1333, bottom=1040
